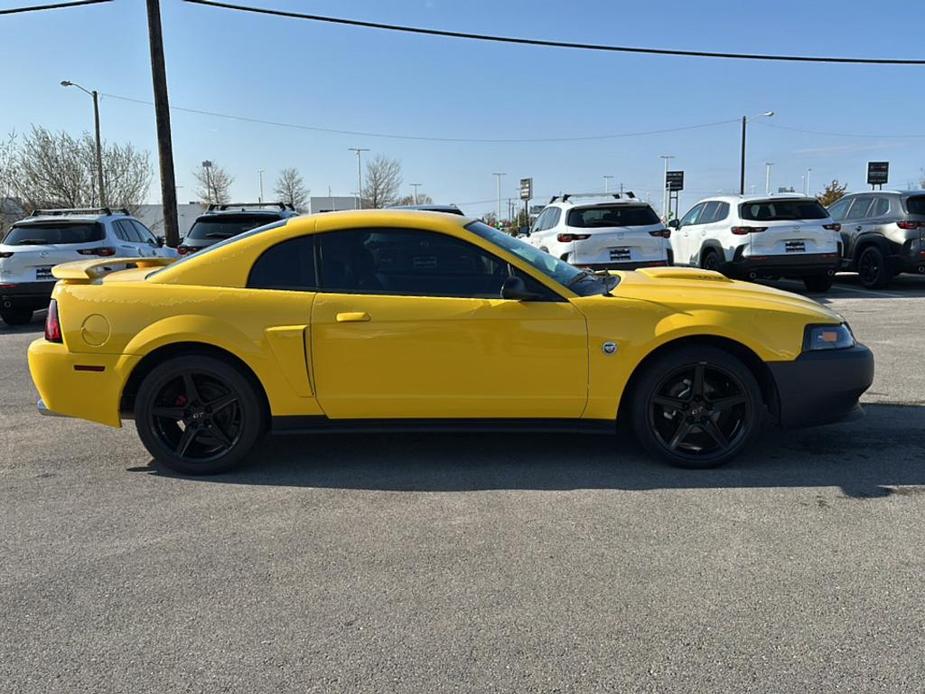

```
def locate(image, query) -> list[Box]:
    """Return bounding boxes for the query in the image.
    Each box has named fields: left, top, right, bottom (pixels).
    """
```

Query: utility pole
left=257, top=169, right=264, bottom=203
left=765, top=162, right=774, bottom=195
left=410, top=182, right=422, bottom=205
left=144, top=0, right=179, bottom=247
left=659, top=155, right=674, bottom=221
left=603, top=175, right=614, bottom=194
left=492, top=172, right=506, bottom=223
left=349, top=147, right=369, bottom=210
left=60, top=81, right=106, bottom=208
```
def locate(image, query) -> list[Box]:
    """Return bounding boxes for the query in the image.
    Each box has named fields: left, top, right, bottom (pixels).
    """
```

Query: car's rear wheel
left=856, top=246, right=892, bottom=289
left=1, top=308, right=33, bottom=326
left=134, top=355, right=265, bottom=475
left=700, top=249, right=721, bottom=272
left=803, top=274, right=834, bottom=293
left=631, top=345, right=763, bottom=469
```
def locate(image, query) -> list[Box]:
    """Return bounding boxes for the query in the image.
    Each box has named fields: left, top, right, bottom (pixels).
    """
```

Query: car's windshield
left=567, top=204, right=660, bottom=228
left=3, top=222, right=105, bottom=246
left=905, top=195, right=925, bottom=216
left=465, top=220, right=618, bottom=295
left=739, top=199, right=828, bottom=221
left=186, top=215, right=280, bottom=240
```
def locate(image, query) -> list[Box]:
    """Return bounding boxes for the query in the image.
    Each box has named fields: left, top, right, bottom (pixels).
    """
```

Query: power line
left=184, top=0, right=925, bottom=66
left=0, top=0, right=111, bottom=16
left=101, top=92, right=740, bottom=144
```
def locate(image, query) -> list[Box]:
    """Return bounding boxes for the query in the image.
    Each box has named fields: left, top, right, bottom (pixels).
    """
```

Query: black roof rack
left=549, top=192, right=636, bottom=204
left=29, top=206, right=130, bottom=217
left=207, top=201, right=295, bottom=212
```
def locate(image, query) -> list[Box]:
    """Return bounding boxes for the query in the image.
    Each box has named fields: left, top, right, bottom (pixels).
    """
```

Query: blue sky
left=2, top=0, right=924, bottom=215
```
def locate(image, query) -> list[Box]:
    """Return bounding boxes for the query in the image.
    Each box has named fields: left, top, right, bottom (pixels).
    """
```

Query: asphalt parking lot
left=1, top=276, right=924, bottom=693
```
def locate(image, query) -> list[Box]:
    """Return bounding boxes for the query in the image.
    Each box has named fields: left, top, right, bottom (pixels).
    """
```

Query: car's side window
left=247, top=235, right=317, bottom=291
left=699, top=201, right=720, bottom=224
left=112, top=220, right=131, bottom=242
left=713, top=202, right=730, bottom=222
left=132, top=220, right=158, bottom=245
left=317, top=228, right=514, bottom=299
left=846, top=197, right=872, bottom=220
left=828, top=198, right=851, bottom=221
left=870, top=197, right=890, bottom=218
left=531, top=209, right=549, bottom=233
left=680, top=203, right=705, bottom=227
left=547, top=208, right=561, bottom=229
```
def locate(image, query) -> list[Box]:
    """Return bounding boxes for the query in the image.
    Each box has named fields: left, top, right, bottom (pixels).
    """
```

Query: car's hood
left=604, top=267, right=842, bottom=322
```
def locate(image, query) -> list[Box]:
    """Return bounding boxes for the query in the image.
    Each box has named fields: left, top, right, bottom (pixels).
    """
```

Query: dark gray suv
left=828, top=191, right=925, bottom=288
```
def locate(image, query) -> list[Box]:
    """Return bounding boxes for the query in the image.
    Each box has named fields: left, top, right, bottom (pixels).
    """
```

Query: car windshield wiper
left=12, top=239, right=47, bottom=245
left=565, top=271, right=592, bottom=288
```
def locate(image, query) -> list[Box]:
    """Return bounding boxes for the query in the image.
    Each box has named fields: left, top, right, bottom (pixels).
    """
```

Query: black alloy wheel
left=856, top=246, right=891, bottom=289
left=631, top=346, right=763, bottom=468
left=700, top=249, right=721, bottom=271
left=135, top=355, right=264, bottom=475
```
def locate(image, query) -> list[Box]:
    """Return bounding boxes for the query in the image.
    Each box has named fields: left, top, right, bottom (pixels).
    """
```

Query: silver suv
left=827, top=191, right=925, bottom=288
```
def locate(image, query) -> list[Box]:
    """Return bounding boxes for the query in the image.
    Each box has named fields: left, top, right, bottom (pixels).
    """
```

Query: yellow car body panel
left=28, top=210, right=849, bottom=430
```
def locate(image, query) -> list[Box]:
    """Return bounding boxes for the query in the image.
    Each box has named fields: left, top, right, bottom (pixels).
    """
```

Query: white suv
left=526, top=193, right=672, bottom=270
left=669, top=194, right=841, bottom=292
left=0, top=207, right=175, bottom=325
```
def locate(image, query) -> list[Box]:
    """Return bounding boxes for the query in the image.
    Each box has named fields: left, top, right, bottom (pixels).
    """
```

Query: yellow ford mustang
left=28, top=210, right=873, bottom=474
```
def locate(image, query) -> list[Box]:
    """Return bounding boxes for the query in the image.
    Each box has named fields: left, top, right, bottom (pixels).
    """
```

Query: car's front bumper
left=768, top=344, right=874, bottom=428
left=725, top=251, right=840, bottom=279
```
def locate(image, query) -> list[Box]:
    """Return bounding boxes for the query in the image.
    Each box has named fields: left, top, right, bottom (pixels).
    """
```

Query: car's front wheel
left=134, top=354, right=265, bottom=475
left=630, top=345, right=763, bottom=468
left=1, top=308, right=33, bottom=326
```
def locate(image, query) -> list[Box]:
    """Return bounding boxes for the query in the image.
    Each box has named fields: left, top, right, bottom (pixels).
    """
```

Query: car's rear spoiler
left=51, top=257, right=175, bottom=282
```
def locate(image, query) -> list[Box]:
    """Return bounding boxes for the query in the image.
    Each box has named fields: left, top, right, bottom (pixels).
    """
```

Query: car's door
left=112, top=220, right=140, bottom=257
left=843, top=196, right=873, bottom=260
left=827, top=197, right=852, bottom=261
left=131, top=220, right=161, bottom=256
left=309, top=225, right=588, bottom=420
left=674, top=203, right=706, bottom=265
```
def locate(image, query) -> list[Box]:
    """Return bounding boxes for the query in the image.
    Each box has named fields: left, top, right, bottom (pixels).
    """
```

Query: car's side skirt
left=271, top=416, right=616, bottom=436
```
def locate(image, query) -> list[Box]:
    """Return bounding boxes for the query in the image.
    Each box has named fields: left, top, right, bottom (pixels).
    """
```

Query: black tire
left=134, top=354, right=265, bottom=475
left=700, top=249, right=721, bottom=272
left=802, top=274, right=834, bottom=293
left=630, top=345, right=764, bottom=469
left=1, top=308, right=33, bottom=326
left=856, top=245, right=892, bottom=289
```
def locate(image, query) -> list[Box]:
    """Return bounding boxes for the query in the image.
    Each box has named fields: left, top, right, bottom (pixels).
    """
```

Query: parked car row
left=524, top=189, right=925, bottom=292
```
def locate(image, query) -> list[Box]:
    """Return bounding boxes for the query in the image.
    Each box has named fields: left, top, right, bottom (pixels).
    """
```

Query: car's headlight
left=803, top=323, right=855, bottom=351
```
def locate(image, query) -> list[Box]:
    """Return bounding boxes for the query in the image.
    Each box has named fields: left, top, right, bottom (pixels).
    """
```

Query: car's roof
left=696, top=193, right=815, bottom=204
left=390, top=204, right=464, bottom=215
left=841, top=189, right=925, bottom=197
left=548, top=194, right=649, bottom=208
left=15, top=213, right=129, bottom=225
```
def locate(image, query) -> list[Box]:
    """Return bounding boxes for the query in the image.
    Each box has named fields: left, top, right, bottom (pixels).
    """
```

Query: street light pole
left=765, top=162, right=774, bottom=195
left=257, top=169, right=264, bottom=203
left=348, top=147, right=369, bottom=210
left=61, top=80, right=106, bottom=207
left=659, top=155, right=674, bottom=221
left=805, top=168, right=812, bottom=196
left=603, top=175, right=614, bottom=194
left=739, top=111, right=774, bottom=195
left=410, top=183, right=422, bottom=205
left=492, top=172, right=506, bottom=223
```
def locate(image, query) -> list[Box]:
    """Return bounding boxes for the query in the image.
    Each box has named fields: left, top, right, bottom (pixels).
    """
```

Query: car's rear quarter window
left=248, top=235, right=316, bottom=290
left=905, top=196, right=925, bottom=215
left=739, top=200, right=828, bottom=221
left=567, top=205, right=660, bottom=228
left=4, top=222, right=105, bottom=245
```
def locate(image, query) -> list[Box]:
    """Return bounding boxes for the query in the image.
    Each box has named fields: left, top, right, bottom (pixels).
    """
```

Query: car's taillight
left=177, top=245, right=192, bottom=255
left=823, top=223, right=841, bottom=232
left=648, top=228, right=671, bottom=238
left=897, top=220, right=923, bottom=230
left=731, top=226, right=768, bottom=235
left=0, top=251, right=13, bottom=258
left=45, top=300, right=62, bottom=343
left=557, top=233, right=591, bottom=242
left=77, top=247, right=117, bottom=257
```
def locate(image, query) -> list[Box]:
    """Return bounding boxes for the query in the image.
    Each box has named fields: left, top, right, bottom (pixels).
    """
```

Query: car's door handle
left=855, top=226, right=863, bottom=232
left=336, top=311, right=371, bottom=323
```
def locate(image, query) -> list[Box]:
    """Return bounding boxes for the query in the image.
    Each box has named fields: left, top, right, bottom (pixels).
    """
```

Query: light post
left=348, top=147, right=369, bottom=209
left=492, top=172, right=506, bottom=223
left=201, top=160, right=214, bottom=203
left=739, top=111, right=774, bottom=194
left=765, top=162, right=774, bottom=195
left=61, top=80, right=105, bottom=207
left=257, top=169, right=264, bottom=203
left=805, top=168, right=812, bottom=196
left=410, top=183, right=422, bottom=205
left=603, top=175, right=614, bottom=194
left=659, top=155, right=674, bottom=221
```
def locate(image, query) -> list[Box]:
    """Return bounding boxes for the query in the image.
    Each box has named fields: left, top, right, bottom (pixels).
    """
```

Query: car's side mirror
left=156, top=236, right=165, bottom=247
left=668, top=219, right=681, bottom=229
left=501, top=276, right=540, bottom=301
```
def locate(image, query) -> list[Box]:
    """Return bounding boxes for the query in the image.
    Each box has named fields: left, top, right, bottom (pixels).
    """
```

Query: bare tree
left=194, top=162, right=234, bottom=205
left=14, top=126, right=151, bottom=211
left=394, top=192, right=433, bottom=207
left=274, top=167, right=309, bottom=210
left=0, top=131, right=18, bottom=200
left=362, top=155, right=402, bottom=208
